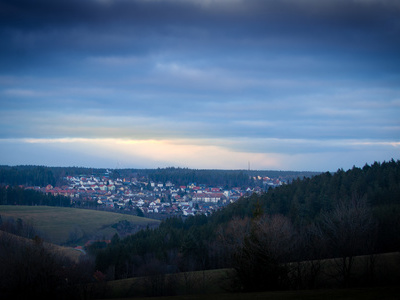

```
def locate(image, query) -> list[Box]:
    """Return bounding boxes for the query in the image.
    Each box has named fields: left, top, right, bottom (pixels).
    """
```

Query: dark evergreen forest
left=93, top=160, right=400, bottom=291
left=0, top=186, right=71, bottom=207
left=0, top=165, right=57, bottom=186
left=140, top=167, right=319, bottom=188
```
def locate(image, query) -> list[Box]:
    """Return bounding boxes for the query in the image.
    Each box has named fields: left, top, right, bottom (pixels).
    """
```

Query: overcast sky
left=0, top=0, right=399, bottom=171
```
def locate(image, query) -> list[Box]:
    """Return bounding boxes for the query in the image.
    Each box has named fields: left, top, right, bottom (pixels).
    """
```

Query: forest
left=93, top=160, right=400, bottom=293
left=0, top=165, right=319, bottom=188
left=0, top=185, right=71, bottom=207
left=137, top=167, right=319, bottom=188
left=1, top=160, right=400, bottom=298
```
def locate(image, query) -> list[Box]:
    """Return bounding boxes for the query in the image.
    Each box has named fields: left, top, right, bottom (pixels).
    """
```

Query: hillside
left=0, top=206, right=160, bottom=245
left=94, top=160, right=400, bottom=291
left=102, top=253, right=400, bottom=298
left=1, top=160, right=399, bottom=299
left=0, top=225, right=98, bottom=299
left=217, top=160, right=400, bottom=252
left=0, top=230, right=83, bottom=262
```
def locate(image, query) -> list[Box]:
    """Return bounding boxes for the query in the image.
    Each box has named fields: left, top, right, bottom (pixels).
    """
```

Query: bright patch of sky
left=0, top=0, right=399, bottom=171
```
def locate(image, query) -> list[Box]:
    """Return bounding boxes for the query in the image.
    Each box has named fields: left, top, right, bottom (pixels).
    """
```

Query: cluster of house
left=27, top=174, right=284, bottom=218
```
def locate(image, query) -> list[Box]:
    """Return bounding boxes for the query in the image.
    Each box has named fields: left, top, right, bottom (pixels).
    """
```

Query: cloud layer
left=0, top=0, right=399, bottom=171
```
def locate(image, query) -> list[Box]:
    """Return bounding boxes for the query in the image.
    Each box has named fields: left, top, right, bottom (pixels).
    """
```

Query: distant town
left=23, top=170, right=288, bottom=219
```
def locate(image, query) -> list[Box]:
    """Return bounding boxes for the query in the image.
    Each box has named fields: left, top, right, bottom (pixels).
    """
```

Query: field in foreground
left=0, top=205, right=160, bottom=245
left=106, top=286, right=400, bottom=300
left=100, top=253, right=400, bottom=299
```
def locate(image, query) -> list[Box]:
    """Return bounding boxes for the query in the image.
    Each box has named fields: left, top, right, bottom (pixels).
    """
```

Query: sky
left=0, top=0, right=399, bottom=172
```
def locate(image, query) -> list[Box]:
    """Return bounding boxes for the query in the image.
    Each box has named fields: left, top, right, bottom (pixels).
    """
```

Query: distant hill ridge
left=0, top=165, right=320, bottom=188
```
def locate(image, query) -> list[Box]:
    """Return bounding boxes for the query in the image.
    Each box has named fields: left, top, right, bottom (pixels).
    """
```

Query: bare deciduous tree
left=224, top=214, right=294, bottom=291
left=216, top=216, right=252, bottom=267
left=290, top=223, right=326, bottom=289
left=320, top=197, right=377, bottom=286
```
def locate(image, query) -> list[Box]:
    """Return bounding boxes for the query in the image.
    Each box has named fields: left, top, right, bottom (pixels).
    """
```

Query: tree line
left=120, top=167, right=320, bottom=188
left=0, top=186, right=71, bottom=207
left=0, top=165, right=56, bottom=187
left=93, top=160, right=400, bottom=294
left=0, top=165, right=320, bottom=189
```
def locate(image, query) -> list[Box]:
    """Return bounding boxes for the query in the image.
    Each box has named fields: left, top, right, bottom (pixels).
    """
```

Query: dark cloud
left=0, top=0, right=399, bottom=169
left=2, top=0, right=399, bottom=49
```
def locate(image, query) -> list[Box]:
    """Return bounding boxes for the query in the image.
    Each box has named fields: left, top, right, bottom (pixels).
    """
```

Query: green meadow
left=0, top=205, right=160, bottom=245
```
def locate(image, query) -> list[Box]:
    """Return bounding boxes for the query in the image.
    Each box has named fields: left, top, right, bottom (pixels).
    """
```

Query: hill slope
left=94, top=160, right=400, bottom=284
left=0, top=205, right=160, bottom=245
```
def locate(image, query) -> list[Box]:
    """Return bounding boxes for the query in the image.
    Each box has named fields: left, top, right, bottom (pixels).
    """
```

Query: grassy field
left=101, top=269, right=237, bottom=298
left=0, top=205, right=160, bottom=245
left=106, top=286, right=400, bottom=300
left=100, top=253, right=400, bottom=299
